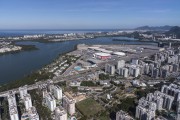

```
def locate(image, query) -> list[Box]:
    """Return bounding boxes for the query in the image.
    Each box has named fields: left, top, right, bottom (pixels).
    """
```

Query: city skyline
left=0, top=0, right=180, bottom=29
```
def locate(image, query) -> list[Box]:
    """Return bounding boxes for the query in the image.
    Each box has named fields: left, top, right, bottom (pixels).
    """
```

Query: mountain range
left=135, top=25, right=173, bottom=31
left=166, top=26, right=180, bottom=39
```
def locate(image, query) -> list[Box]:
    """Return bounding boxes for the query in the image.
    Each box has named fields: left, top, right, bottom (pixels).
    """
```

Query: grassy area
left=97, top=111, right=110, bottom=120
left=76, top=98, right=104, bottom=118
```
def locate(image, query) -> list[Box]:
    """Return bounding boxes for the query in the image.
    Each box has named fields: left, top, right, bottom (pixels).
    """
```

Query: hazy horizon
left=0, top=0, right=180, bottom=29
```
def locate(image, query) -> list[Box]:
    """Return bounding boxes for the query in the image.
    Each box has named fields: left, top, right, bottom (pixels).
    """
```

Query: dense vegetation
left=109, top=97, right=137, bottom=119
left=80, top=81, right=96, bottom=86
left=29, top=90, right=52, bottom=120
left=0, top=98, right=9, bottom=120
left=99, top=73, right=110, bottom=80
left=0, top=54, right=78, bottom=93
left=0, top=72, right=53, bottom=92
left=19, top=44, right=38, bottom=51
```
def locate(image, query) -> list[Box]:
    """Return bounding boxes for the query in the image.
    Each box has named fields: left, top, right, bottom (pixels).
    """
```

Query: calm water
left=0, top=37, right=157, bottom=84
left=0, top=29, right=117, bottom=37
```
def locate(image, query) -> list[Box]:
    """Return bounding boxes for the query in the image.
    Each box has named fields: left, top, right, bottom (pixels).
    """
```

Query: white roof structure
left=113, top=52, right=126, bottom=56
left=94, top=52, right=111, bottom=56
left=88, top=47, right=113, bottom=53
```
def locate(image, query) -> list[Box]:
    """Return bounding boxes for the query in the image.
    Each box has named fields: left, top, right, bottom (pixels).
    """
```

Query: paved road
left=0, top=58, right=134, bottom=97
left=0, top=48, right=159, bottom=98
left=0, top=61, right=107, bottom=97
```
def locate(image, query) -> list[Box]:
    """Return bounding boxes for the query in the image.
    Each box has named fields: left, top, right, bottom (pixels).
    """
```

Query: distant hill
left=166, top=26, right=180, bottom=39
left=135, top=25, right=173, bottom=31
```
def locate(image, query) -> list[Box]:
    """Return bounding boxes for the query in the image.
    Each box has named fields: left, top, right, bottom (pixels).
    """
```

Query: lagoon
left=0, top=36, right=157, bottom=84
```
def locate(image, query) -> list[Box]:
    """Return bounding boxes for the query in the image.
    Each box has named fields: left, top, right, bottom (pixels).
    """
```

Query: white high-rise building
left=62, top=95, right=76, bottom=115
left=9, top=106, right=19, bottom=120
left=169, top=42, right=171, bottom=49
left=135, top=98, right=156, bottom=120
left=144, top=64, right=149, bottom=74
left=24, top=94, right=32, bottom=110
left=21, top=107, right=39, bottom=120
left=55, top=106, right=67, bottom=120
left=8, top=92, right=17, bottom=106
left=173, top=64, right=179, bottom=72
left=146, top=93, right=163, bottom=110
left=42, top=88, right=48, bottom=98
left=128, top=65, right=140, bottom=77
left=117, top=68, right=123, bottom=76
left=154, top=91, right=174, bottom=110
left=8, top=91, right=19, bottom=120
left=122, top=68, right=128, bottom=78
left=118, top=68, right=128, bottom=77
left=132, top=58, right=139, bottom=65
left=177, top=100, right=180, bottom=120
left=19, top=85, right=28, bottom=99
left=133, top=67, right=140, bottom=77
left=151, top=68, right=159, bottom=78
left=105, top=64, right=115, bottom=75
left=149, top=63, right=154, bottom=72
left=161, top=84, right=180, bottom=101
left=45, top=93, right=56, bottom=111
left=28, top=106, right=39, bottom=120
left=47, top=80, right=54, bottom=92
left=117, top=60, right=125, bottom=69
left=53, top=85, right=62, bottom=100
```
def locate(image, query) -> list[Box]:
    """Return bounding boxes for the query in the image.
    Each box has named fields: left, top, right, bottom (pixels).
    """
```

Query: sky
left=0, top=0, right=180, bottom=29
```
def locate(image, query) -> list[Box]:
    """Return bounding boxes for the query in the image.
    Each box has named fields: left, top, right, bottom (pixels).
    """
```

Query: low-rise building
left=116, top=110, right=134, bottom=120
left=69, top=81, right=81, bottom=87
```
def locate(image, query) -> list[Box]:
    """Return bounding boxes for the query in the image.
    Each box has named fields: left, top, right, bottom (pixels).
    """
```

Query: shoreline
left=113, top=39, right=158, bottom=43
left=0, top=35, right=137, bottom=56
left=0, top=44, right=38, bottom=56
left=2, top=34, right=132, bottom=43
left=0, top=44, right=77, bottom=92
left=0, top=38, right=161, bottom=91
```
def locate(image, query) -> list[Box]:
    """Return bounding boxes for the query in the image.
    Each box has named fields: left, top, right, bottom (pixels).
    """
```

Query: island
left=0, top=41, right=38, bottom=55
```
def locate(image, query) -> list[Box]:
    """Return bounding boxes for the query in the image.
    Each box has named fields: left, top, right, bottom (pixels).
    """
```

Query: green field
left=76, top=98, right=105, bottom=118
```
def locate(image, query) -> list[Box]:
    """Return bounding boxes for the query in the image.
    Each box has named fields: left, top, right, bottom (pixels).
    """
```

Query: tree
left=99, top=74, right=110, bottom=80
left=81, top=81, right=96, bottom=86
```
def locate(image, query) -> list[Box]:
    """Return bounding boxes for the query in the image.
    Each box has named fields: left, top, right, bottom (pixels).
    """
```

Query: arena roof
left=94, top=52, right=111, bottom=56
left=112, top=52, right=126, bottom=56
